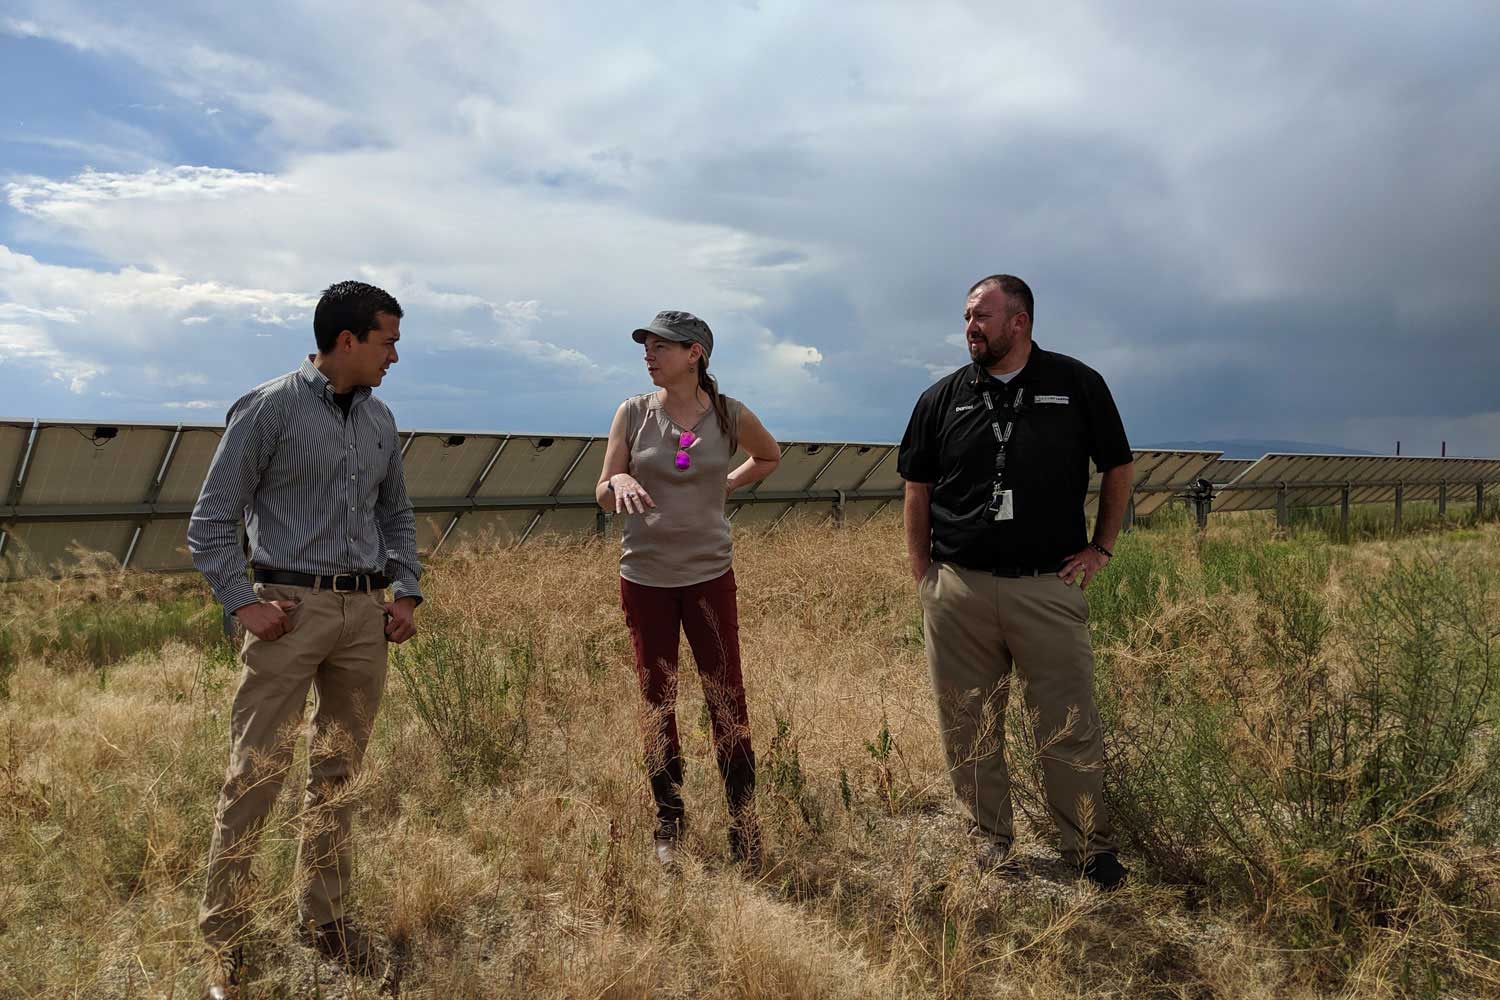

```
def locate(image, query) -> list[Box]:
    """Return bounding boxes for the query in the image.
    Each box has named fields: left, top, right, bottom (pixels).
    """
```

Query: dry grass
left=1, top=510, right=1498, bottom=998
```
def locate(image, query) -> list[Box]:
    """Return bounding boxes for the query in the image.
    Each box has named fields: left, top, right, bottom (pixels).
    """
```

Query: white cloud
left=722, top=323, right=825, bottom=409
left=0, top=321, right=103, bottom=392
left=141, top=366, right=208, bottom=387
left=6, top=166, right=287, bottom=221
left=1, top=15, right=95, bottom=50
left=0, top=244, right=320, bottom=393
left=0, top=302, right=84, bottom=323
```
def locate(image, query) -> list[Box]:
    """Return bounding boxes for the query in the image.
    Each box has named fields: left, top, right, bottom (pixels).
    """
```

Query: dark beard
left=969, top=335, right=1009, bottom=369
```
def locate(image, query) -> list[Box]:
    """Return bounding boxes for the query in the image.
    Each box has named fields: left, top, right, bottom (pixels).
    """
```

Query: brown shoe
left=974, top=839, right=1023, bottom=877
left=204, top=945, right=245, bottom=1000
left=299, top=918, right=385, bottom=976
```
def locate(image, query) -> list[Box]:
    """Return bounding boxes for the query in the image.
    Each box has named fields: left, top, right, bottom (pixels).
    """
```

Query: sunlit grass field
left=2, top=504, right=1498, bottom=998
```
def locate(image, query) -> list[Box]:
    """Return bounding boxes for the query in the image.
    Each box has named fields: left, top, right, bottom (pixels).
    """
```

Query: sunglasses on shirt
left=674, top=431, right=696, bottom=470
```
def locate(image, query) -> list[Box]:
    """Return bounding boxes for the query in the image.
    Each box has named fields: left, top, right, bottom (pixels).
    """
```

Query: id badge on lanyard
left=982, top=385, right=1024, bottom=522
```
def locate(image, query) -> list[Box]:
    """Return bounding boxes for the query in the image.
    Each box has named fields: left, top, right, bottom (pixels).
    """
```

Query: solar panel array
left=3, top=418, right=1499, bottom=580
left=1084, top=450, right=1221, bottom=518
left=1212, top=453, right=1500, bottom=513
left=1200, top=458, right=1256, bottom=485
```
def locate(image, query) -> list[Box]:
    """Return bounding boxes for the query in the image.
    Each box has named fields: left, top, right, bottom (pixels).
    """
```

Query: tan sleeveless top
left=619, top=391, right=742, bottom=587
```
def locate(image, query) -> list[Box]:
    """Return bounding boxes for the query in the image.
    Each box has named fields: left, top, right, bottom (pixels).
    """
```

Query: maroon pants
left=620, top=569, right=756, bottom=837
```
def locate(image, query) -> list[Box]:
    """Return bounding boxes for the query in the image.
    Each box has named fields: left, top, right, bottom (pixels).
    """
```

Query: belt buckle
left=331, top=573, right=359, bottom=593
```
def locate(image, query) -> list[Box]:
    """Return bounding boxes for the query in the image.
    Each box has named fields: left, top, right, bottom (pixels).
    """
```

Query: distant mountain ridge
left=1144, top=439, right=1378, bottom=460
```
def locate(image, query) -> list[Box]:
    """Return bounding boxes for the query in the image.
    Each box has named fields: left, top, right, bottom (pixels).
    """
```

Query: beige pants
left=919, top=562, right=1114, bottom=863
left=199, top=582, right=389, bottom=947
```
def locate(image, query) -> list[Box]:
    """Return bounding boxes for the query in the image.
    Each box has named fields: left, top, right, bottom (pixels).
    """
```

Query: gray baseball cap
left=631, top=310, right=714, bottom=358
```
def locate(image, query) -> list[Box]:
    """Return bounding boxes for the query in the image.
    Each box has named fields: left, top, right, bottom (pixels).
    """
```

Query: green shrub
left=391, top=630, right=534, bottom=784
left=1085, top=532, right=1186, bottom=644
left=765, top=711, right=821, bottom=829
left=1103, top=546, right=1500, bottom=980
left=25, top=594, right=223, bottom=671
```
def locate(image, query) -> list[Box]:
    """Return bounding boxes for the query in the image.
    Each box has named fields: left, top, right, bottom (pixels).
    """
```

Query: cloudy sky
left=2, top=1, right=1498, bottom=454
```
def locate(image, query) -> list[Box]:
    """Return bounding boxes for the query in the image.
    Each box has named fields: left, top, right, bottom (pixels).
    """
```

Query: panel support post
left=1275, top=483, right=1289, bottom=530
left=1438, top=482, right=1448, bottom=518
left=1340, top=485, right=1351, bottom=541
left=1394, top=482, right=1404, bottom=533
left=1479, top=482, right=1487, bottom=521
left=832, top=489, right=846, bottom=528
left=595, top=510, right=608, bottom=538
left=1184, top=478, right=1213, bottom=533
left=1122, top=491, right=1136, bottom=532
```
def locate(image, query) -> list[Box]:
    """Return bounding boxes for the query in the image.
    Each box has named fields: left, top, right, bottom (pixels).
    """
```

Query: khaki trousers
left=919, top=562, right=1114, bottom=863
left=199, top=582, right=389, bottom=947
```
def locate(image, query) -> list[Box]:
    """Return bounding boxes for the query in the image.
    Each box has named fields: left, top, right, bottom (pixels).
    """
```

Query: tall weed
left=391, top=630, right=534, bottom=784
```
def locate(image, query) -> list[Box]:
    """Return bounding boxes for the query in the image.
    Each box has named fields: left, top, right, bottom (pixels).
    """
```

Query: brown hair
left=696, top=357, right=737, bottom=453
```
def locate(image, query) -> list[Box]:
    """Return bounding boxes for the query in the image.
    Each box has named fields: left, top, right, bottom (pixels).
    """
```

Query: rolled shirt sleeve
left=187, top=394, right=280, bottom=614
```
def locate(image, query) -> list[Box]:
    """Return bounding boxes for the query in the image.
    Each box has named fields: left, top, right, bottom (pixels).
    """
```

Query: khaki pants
left=919, top=562, right=1114, bottom=863
left=199, top=582, right=389, bottom=947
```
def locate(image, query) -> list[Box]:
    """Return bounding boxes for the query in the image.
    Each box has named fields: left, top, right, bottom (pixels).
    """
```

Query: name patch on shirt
left=954, top=404, right=977, bottom=412
left=1034, top=395, right=1070, bottom=405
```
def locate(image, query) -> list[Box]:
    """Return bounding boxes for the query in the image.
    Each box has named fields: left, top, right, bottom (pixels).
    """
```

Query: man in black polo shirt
left=898, top=274, right=1133, bottom=890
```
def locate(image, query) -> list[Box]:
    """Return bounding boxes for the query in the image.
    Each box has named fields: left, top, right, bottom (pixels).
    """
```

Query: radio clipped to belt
left=982, top=385, right=1025, bottom=522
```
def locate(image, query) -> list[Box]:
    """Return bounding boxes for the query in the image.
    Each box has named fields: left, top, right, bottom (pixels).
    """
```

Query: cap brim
left=632, top=325, right=692, bottom=344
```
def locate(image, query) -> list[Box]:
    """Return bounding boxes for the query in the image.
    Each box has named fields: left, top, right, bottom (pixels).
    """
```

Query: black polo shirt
left=898, top=344, right=1132, bottom=572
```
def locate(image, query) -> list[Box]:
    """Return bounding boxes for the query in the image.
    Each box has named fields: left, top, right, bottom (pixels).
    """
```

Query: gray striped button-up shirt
left=188, top=358, right=422, bottom=614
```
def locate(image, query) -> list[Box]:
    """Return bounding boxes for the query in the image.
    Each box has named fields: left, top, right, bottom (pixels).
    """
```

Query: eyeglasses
left=674, top=431, right=696, bottom=470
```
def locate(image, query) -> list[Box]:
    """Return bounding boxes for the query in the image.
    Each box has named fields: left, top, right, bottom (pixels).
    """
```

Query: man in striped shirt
left=188, top=280, right=421, bottom=995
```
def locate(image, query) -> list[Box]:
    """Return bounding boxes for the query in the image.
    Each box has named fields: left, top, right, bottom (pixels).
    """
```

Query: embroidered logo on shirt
left=954, top=404, right=977, bottom=412
left=1035, top=395, right=1070, bottom=405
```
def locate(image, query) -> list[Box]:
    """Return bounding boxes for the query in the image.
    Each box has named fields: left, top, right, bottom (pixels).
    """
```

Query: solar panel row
left=3, top=419, right=1498, bottom=580
left=1211, top=453, right=1500, bottom=513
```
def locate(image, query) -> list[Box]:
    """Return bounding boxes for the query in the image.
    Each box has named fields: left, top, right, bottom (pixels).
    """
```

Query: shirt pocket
left=354, top=420, right=390, bottom=511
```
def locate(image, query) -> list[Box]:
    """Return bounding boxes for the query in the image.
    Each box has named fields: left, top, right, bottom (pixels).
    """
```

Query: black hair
left=313, top=280, right=403, bottom=354
left=967, top=274, right=1034, bottom=324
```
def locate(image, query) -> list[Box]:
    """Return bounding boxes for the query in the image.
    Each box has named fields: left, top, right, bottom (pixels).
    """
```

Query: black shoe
left=299, top=918, right=384, bottom=976
left=204, top=944, right=245, bottom=1000
left=1080, top=852, right=1129, bottom=891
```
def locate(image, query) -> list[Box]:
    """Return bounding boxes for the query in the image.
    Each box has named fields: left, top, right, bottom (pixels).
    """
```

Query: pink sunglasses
left=674, top=431, right=696, bottom=470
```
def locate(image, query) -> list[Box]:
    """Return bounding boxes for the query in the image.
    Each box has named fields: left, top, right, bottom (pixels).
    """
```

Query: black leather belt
left=991, top=566, right=1053, bottom=578
left=253, top=568, right=389, bottom=592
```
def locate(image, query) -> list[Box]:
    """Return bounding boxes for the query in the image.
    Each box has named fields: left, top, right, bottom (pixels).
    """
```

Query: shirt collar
left=968, top=342, right=1046, bottom=389
left=299, top=356, right=371, bottom=403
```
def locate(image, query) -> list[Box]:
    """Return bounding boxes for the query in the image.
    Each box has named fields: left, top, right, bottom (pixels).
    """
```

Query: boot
left=728, top=810, right=763, bottom=872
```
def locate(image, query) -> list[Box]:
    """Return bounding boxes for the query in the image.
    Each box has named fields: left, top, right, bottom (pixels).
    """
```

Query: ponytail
left=697, top=358, right=737, bottom=453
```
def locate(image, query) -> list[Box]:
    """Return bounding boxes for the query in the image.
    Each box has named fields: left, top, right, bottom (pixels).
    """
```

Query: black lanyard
left=981, top=384, right=1025, bottom=492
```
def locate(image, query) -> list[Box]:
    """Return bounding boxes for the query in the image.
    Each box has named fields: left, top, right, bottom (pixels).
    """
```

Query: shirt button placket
left=346, top=424, right=357, bottom=561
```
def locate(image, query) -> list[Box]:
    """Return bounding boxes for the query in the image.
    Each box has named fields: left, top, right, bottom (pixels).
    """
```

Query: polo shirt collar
left=968, top=342, right=1048, bottom=390
left=299, top=356, right=371, bottom=404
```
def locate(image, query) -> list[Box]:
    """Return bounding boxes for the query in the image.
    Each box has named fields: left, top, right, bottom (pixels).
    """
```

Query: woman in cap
left=596, top=310, right=781, bottom=869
